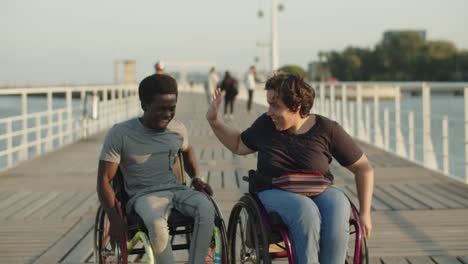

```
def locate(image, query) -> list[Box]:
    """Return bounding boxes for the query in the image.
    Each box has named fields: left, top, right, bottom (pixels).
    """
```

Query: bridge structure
left=0, top=81, right=468, bottom=263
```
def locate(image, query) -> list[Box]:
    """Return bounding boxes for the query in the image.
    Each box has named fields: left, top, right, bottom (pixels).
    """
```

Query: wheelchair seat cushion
left=127, top=208, right=194, bottom=232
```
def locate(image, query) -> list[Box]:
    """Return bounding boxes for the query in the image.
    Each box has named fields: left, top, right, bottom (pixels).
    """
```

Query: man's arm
left=181, top=145, right=199, bottom=178
left=97, top=160, right=120, bottom=216
left=181, top=145, right=213, bottom=195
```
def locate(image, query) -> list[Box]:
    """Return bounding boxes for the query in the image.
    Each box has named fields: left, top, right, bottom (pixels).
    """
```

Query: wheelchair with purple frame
left=227, top=170, right=368, bottom=264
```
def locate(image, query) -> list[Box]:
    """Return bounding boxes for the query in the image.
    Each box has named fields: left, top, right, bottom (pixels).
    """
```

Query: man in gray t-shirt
left=97, top=74, right=214, bottom=264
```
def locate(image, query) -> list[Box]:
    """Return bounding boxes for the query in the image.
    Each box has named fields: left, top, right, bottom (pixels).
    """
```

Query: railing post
left=47, top=91, right=53, bottom=151
left=342, top=85, right=349, bottom=132
left=66, top=90, right=72, bottom=143
left=423, top=83, right=438, bottom=170
left=384, top=108, right=390, bottom=150
left=357, top=84, right=365, bottom=140
left=464, top=87, right=468, bottom=184
left=395, top=86, right=407, bottom=157
left=365, top=104, right=371, bottom=142
left=21, top=92, right=28, bottom=161
left=35, top=116, right=41, bottom=156
left=6, top=121, right=12, bottom=167
left=325, top=98, right=330, bottom=117
left=408, top=111, right=415, bottom=161
left=373, top=85, right=383, bottom=147
left=320, top=83, right=325, bottom=116
left=330, top=84, right=335, bottom=120
left=336, top=100, right=341, bottom=125
left=80, top=90, right=87, bottom=139
left=442, top=115, right=449, bottom=175
left=58, top=111, right=63, bottom=146
left=349, top=102, right=355, bottom=137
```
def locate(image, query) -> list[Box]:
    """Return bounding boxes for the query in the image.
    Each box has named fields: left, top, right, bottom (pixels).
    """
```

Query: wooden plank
left=33, top=216, right=93, bottom=264
left=458, top=256, right=468, bottom=264
left=208, top=171, right=222, bottom=190
left=384, top=184, right=429, bottom=210
left=373, top=185, right=410, bottom=210
left=396, top=184, right=446, bottom=209
left=28, top=191, right=76, bottom=220
left=61, top=228, right=93, bottom=263
left=381, top=257, right=409, bottom=264
left=223, top=170, right=238, bottom=190
left=49, top=192, right=91, bottom=219
left=9, top=191, right=60, bottom=220
left=424, top=184, right=468, bottom=207
left=408, top=183, right=465, bottom=208
left=432, top=256, right=463, bottom=264
left=2, top=192, right=45, bottom=219
left=0, top=191, right=31, bottom=212
left=64, top=193, right=98, bottom=219
left=345, top=184, right=391, bottom=210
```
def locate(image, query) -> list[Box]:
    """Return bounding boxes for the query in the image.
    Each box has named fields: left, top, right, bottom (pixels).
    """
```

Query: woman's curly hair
left=265, top=74, right=315, bottom=117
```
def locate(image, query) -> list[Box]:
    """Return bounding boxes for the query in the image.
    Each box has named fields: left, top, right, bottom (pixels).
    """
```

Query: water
left=347, top=94, right=464, bottom=181
left=0, top=95, right=82, bottom=169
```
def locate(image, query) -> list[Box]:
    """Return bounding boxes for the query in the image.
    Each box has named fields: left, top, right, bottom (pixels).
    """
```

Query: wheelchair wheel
left=94, top=205, right=128, bottom=264
left=205, top=197, right=229, bottom=263
left=346, top=216, right=369, bottom=264
left=228, top=195, right=270, bottom=264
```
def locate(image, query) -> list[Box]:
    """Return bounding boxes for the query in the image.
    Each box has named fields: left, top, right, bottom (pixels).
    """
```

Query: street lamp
left=258, top=0, right=284, bottom=74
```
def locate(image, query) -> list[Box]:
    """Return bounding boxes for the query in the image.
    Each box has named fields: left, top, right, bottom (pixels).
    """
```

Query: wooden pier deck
left=0, top=92, right=467, bottom=264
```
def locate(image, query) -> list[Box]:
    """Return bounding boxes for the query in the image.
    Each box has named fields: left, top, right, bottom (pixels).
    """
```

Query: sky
left=1, top=0, right=467, bottom=86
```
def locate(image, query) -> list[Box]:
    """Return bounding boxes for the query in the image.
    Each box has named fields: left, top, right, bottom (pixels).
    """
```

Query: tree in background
left=325, top=32, right=468, bottom=81
left=278, top=64, right=307, bottom=78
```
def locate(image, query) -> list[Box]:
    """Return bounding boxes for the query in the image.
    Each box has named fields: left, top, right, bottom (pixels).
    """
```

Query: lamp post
left=258, top=0, right=284, bottom=74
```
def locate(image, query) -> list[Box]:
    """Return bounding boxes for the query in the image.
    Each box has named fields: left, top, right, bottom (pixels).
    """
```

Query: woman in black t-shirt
left=206, top=74, right=374, bottom=264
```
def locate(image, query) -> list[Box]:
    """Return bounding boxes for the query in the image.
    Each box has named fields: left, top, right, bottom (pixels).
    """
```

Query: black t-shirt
left=241, top=114, right=363, bottom=191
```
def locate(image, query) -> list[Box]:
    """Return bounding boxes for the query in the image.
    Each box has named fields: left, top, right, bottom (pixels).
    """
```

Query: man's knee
left=147, top=218, right=171, bottom=254
left=196, top=198, right=215, bottom=224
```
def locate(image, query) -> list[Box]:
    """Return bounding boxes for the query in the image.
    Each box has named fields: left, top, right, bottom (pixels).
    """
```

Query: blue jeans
left=258, top=186, right=350, bottom=264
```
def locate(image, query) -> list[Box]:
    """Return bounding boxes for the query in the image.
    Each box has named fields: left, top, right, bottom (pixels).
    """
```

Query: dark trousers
left=224, top=96, right=235, bottom=115
left=247, top=90, right=254, bottom=112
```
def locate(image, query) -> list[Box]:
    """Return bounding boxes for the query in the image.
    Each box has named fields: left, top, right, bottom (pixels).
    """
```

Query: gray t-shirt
left=99, top=118, right=190, bottom=211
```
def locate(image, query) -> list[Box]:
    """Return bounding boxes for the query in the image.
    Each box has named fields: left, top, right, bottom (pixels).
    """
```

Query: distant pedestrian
left=207, top=67, right=219, bottom=103
left=220, top=71, right=238, bottom=119
left=244, top=65, right=257, bottom=113
left=154, top=61, right=165, bottom=74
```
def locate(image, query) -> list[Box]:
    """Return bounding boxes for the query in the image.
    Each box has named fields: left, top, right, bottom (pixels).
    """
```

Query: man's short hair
left=265, top=74, right=315, bottom=118
left=138, top=74, right=178, bottom=107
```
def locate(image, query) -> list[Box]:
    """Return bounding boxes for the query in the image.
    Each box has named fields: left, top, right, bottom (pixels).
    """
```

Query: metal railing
left=0, top=84, right=140, bottom=172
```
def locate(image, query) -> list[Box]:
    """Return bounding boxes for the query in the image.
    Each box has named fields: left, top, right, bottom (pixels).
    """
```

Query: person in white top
left=244, top=65, right=257, bottom=113
left=207, top=67, right=220, bottom=103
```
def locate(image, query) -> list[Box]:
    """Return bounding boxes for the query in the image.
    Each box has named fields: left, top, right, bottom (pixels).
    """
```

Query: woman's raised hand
left=206, top=88, right=222, bottom=123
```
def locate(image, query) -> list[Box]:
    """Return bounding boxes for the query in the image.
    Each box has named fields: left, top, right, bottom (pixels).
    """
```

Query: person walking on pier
left=207, top=67, right=219, bottom=104
left=244, top=65, right=257, bottom=113
left=220, top=71, right=238, bottom=119
left=97, top=74, right=214, bottom=264
left=206, top=73, right=374, bottom=264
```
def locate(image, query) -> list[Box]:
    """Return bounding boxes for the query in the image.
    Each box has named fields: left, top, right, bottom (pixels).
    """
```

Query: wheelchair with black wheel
left=227, top=170, right=368, bottom=264
left=94, top=155, right=229, bottom=264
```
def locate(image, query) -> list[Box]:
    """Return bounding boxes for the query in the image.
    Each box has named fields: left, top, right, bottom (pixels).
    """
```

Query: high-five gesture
left=206, top=88, right=223, bottom=123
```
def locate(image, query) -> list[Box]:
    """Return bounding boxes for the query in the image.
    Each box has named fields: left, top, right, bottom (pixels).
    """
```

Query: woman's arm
left=346, top=153, right=374, bottom=239
left=206, top=88, right=254, bottom=155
